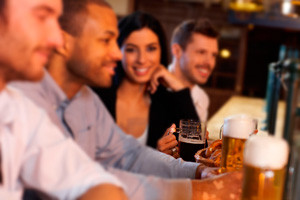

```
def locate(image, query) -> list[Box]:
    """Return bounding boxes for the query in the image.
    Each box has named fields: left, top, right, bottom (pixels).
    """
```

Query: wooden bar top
left=207, top=95, right=286, bottom=140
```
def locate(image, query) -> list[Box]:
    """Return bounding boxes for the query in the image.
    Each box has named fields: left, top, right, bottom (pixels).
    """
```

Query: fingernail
left=170, top=127, right=176, bottom=133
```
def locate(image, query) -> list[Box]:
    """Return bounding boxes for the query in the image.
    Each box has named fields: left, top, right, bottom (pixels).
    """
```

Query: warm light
left=229, top=0, right=264, bottom=12
left=282, top=0, right=299, bottom=18
left=282, top=1, right=293, bottom=15
left=220, top=49, right=231, bottom=59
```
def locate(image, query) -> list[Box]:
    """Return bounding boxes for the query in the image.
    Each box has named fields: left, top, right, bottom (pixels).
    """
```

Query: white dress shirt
left=0, top=86, right=124, bottom=199
left=191, top=85, right=209, bottom=122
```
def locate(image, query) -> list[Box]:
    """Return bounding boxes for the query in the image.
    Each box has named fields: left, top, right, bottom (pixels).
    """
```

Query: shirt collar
left=42, top=71, right=85, bottom=111
left=0, top=87, right=16, bottom=125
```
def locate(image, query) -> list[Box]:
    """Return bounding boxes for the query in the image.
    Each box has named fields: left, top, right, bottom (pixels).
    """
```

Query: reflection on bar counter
left=241, top=135, right=289, bottom=200
left=221, top=114, right=257, bottom=172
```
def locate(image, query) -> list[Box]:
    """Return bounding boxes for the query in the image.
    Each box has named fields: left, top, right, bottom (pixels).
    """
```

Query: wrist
left=195, top=164, right=206, bottom=179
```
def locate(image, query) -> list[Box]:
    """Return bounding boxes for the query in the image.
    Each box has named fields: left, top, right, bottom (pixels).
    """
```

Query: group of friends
left=0, top=0, right=242, bottom=199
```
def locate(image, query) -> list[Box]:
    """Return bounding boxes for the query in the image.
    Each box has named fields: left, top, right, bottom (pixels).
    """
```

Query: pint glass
left=178, top=119, right=206, bottom=162
left=221, top=114, right=257, bottom=172
left=241, top=135, right=289, bottom=200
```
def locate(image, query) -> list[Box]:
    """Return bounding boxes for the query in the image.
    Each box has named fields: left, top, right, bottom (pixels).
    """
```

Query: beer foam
left=244, top=135, right=289, bottom=169
left=223, top=115, right=257, bottom=139
left=179, top=135, right=205, bottom=144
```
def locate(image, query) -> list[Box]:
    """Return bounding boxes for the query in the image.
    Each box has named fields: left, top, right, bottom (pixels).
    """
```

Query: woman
left=93, top=11, right=199, bottom=156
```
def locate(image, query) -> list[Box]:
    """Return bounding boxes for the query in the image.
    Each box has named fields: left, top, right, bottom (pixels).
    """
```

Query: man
left=169, top=19, right=219, bottom=122
left=12, top=1, right=242, bottom=200
left=0, top=0, right=127, bottom=199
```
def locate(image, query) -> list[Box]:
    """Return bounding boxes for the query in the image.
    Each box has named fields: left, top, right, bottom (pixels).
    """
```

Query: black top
left=92, top=85, right=200, bottom=148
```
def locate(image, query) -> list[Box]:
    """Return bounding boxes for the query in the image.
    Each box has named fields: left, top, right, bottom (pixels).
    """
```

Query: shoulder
left=5, top=86, right=53, bottom=131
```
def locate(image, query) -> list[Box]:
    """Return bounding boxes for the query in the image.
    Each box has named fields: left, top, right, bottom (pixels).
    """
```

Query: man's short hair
left=59, top=0, right=111, bottom=36
left=171, top=18, right=219, bottom=50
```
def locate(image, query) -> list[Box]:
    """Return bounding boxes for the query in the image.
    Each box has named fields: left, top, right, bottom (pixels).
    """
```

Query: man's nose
left=47, top=21, right=64, bottom=49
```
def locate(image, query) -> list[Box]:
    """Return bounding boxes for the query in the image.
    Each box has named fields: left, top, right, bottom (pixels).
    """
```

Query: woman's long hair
left=114, top=11, right=169, bottom=87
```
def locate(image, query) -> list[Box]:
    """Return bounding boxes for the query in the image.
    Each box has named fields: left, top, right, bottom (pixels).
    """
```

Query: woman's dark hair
left=0, top=0, right=6, bottom=22
left=114, top=11, right=169, bottom=86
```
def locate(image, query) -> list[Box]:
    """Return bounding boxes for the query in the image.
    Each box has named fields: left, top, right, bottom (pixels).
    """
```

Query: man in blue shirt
left=12, top=0, right=243, bottom=199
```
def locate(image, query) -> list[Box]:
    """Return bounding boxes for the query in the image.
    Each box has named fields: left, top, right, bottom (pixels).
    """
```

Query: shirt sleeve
left=191, top=85, right=209, bottom=122
left=20, top=96, right=125, bottom=200
left=95, top=98, right=199, bottom=179
left=107, top=167, right=192, bottom=200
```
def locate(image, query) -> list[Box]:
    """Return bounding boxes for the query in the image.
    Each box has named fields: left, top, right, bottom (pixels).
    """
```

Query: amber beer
left=241, top=135, right=289, bottom=200
left=221, top=115, right=257, bottom=172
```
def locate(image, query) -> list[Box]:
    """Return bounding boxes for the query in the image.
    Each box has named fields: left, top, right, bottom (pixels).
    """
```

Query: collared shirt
left=11, top=72, right=199, bottom=200
left=0, top=86, right=123, bottom=200
left=191, top=85, right=210, bottom=122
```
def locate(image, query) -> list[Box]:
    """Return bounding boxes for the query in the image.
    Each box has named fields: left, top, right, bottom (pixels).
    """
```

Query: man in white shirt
left=13, top=1, right=243, bottom=199
left=169, top=19, right=219, bottom=122
left=0, top=0, right=127, bottom=199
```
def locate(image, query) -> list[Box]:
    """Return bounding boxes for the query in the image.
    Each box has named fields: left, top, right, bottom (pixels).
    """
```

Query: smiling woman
left=93, top=11, right=199, bottom=157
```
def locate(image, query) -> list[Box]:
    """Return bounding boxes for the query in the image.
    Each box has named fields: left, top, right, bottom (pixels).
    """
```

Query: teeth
left=199, top=68, right=208, bottom=73
left=135, top=68, right=148, bottom=73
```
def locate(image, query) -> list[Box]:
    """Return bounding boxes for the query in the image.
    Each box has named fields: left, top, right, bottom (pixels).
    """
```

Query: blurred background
left=106, top=0, right=300, bottom=119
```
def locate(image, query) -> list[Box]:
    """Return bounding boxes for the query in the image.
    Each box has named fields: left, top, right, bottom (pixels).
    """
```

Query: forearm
left=132, top=147, right=199, bottom=178
left=107, top=167, right=192, bottom=200
left=79, top=184, right=128, bottom=200
left=192, top=171, right=243, bottom=200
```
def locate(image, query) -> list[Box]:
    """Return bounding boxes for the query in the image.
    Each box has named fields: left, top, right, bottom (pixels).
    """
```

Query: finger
left=162, top=149, right=173, bottom=156
left=149, top=80, right=157, bottom=94
left=206, top=131, right=209, bottom=140
left=163, top=124, right=176, bottom=137
left=158, top=134, right=176, bottom=147
left=162, top=140, right=178, bottom=152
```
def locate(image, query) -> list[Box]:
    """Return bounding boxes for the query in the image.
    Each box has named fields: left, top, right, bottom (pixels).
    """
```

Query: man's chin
left=89, top=79, right=112, bottom=88
left=195, top=78, right=208, bottom=85
left=18, top=70, right=45, bottom=82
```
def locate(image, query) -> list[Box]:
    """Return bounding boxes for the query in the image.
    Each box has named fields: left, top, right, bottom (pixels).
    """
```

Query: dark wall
left=132, top=0, right=300, bottom=118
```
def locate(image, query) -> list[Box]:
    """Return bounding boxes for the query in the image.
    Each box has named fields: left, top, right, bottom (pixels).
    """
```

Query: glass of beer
left=221, top=114, right=257, bottom=172
left=241, top=135, right=289, bottom=200
left=178, top=119, right=206, bottom=162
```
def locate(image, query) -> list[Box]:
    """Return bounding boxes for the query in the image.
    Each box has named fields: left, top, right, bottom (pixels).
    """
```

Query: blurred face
left=179, top=33, right=218, bottom=85
left=121, top=27, right=161, bottom=84
left=67, top=4, right=122, bottom=87
left=0, top=0, right=63, bottom=83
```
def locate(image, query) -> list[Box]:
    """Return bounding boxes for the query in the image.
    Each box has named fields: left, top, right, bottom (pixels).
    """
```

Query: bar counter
left=207, top=95, right=286, bottom=140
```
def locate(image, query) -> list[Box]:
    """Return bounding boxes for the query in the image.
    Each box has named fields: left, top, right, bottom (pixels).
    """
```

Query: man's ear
left=171, top=43, right=183, bottom=59
left=55, top=31, right=74, bottom=58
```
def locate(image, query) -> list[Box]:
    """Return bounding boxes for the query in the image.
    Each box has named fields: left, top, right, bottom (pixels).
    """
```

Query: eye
left=100, top=38, right=110, bottom=44
left=33, top=7, right=55, bottom=22
left=197, top=50, right=206, bottom=55
left=125, top=47, right=136, bottom=53
left=147, top=46, right=158, bottom=52
left=35, top=11, right=50, bottom=22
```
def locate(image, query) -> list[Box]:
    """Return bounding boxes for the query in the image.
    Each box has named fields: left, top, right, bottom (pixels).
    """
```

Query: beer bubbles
left=242, top=135, right=289, bottom=200
left=221, top=114, right=258, bottom=172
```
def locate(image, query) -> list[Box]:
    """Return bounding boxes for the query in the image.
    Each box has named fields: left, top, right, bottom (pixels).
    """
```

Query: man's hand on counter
left=192, top=171, right=243, bottom=200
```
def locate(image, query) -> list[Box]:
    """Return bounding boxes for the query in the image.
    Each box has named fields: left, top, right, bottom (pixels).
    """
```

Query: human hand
left=192, top=171, right=243, bottom=200
left=149, top=64, right=185, bottom=94
left=195, top=164, right=221, bottom=179
left=157, top=124, right=179, bottom=158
